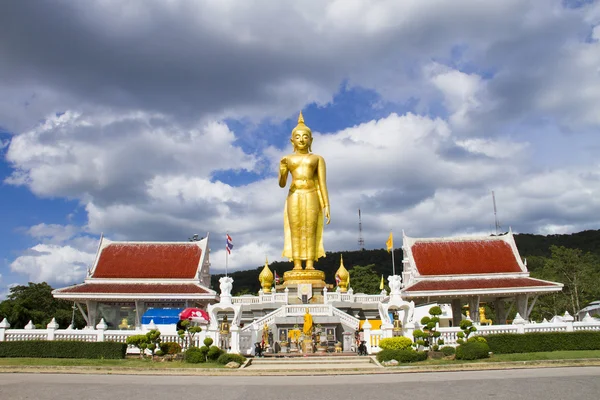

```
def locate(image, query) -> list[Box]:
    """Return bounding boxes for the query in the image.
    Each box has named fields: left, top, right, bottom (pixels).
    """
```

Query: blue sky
left=1, top=0, right=600, bottom=298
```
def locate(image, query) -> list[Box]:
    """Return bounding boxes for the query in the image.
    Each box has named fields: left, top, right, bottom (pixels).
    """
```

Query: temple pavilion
left=401, top=230, right=563, bottom=325
left=52, top=235, right=217, bottom=329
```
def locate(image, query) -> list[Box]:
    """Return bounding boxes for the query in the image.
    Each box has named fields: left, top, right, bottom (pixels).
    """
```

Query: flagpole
left=225, top=232, right=229, bottom=277
left=390, top=230, right=396, bottom=276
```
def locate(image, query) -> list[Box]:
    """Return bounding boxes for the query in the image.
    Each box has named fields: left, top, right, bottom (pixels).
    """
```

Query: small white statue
left=388, top=275, right=402, bottom=294
left=219, top=276, right=233, bottom=298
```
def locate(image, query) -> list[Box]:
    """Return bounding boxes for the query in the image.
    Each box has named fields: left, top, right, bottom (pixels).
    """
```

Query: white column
left=96, top=318, right=108, bottom=342
left=494, top=299, right=507, bottom=324
left=46, top=318, right=59, bottom=341
left=230, top=324, right=240, bottom=353
left=516, top=294, right=529, bottom=320
left=86, top=300, right=98, bottom=328
left=451, top=299, right=463, bottom=327
left=468, top=296, right=480, bottom=324
left=0, top=318, right=10, bottom=341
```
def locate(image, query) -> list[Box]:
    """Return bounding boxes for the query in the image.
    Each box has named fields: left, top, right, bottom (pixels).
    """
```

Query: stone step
left=245, top=355, right=379, bottom=369
left=251, top=357, right=373, bottom=364
left=246, top=363, right=381, bottom=370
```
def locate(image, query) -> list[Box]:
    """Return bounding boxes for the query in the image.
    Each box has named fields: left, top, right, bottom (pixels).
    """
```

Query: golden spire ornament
left=335, top=254, right=350, bottom=293
left=259, top=257, right=274, bottom=293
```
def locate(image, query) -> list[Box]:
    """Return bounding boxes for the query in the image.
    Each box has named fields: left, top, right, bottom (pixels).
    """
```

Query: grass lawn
left=0, top=357, right=224, bottom=369
left=409, top=350, right=600, bottom=366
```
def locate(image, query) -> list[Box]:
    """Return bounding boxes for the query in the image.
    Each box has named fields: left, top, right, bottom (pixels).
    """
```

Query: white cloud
left=3, top=0, right=600, bottom=281
left=10, top=242, right=96, bottom=285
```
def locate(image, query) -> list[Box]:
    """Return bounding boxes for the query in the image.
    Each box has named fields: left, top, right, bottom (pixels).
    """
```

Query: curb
left=1, top=359, right=600, bottom=376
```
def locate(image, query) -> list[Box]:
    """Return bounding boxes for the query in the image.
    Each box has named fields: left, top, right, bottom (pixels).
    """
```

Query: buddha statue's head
left=291, top=111, right=313, bottom=152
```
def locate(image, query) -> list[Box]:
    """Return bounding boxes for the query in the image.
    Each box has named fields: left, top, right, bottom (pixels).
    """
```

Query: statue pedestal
left=302, top=339, right=314, bottom=354
left=283, top=270, right=326, bottom=288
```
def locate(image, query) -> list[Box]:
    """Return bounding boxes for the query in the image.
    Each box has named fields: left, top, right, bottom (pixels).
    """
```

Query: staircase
left=244, top=355, right=381, bottom=371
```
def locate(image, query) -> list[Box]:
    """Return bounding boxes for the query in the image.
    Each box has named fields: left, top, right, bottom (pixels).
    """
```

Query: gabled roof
left=90, top=238, right=206, bottom=279
left=405, top=232, right=525, bottom=276
left=406, top=277, right=562, bottom=294
left=401, top=231, right=563, bottom=299
left=53, top=235, right=217, bottom=301
left=53, top=282, right=214, bottom=300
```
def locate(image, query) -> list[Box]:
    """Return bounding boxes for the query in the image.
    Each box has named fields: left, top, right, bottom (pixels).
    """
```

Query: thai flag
left=226, top=234, right=233, bottom=254
left=335, top=274, right=341, bottom=286
left=274, top=271, right=281, bottom=284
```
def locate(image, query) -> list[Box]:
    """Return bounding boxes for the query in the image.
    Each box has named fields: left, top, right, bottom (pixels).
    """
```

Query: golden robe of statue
left=279, top=112, right=330, bottom=270
left=302, top=308, right=313, bottom=336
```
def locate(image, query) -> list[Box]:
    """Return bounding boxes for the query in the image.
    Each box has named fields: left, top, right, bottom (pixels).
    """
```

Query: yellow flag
left=386, top=232, right=393, bottom=252
left=379, top=275, right=384, bottom=290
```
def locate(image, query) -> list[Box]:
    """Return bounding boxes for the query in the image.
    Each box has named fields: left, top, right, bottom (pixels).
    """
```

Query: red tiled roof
left=57, top=283, right=209, bottom=294
left=411, top=240, right=522, bottom=275
left=92, top=243, right=202, bottom=279
left=404, top=277, right=559, bottom=292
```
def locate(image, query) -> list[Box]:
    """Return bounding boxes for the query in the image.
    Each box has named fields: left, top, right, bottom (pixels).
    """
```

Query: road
left=0, top=367, right=598, bottom=400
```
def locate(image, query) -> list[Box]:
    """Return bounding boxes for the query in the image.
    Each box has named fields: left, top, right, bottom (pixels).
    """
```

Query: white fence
left=230, top=288, right=385, bottom=305
left=2, top=313, right=600, bottom=356
left=0, top=318, right=210, bottom=354
left=361, top=313, right=600, bottom=354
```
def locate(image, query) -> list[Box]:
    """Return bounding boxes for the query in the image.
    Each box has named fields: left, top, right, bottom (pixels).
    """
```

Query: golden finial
left=259, top=257, right=274, bottom=293
left=292, top=111, right=312, bottom=138
left=335, top=254, right=350, bottom=293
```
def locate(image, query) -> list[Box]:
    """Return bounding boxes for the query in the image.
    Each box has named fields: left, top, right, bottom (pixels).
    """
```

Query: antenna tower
left=492, top=190, right=501, bottom=235
left=358, top=208, right=365, bottom=250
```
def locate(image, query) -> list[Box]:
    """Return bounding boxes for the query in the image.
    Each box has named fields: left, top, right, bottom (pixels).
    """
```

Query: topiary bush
left=379, top=336, right=413, bottom=350
left=160, top=341, right=182, bottom=355
left=455, top=341, right=490, bottom=360
left=207, top=345, right=224, bottom=361
left=217, top=353, right=246, bottom=365
left=0, top=341, right=126, bottom=359
left=467, top=336, right=487, bottom=344
left=203, top=337, right=214, bottom=347
left=184, top=346, right=204, bottom=363
left=441, top=346, right=456, bottom=356
left=376, top=349, right=428, bottom=363
left=484, top=332, right=600, bottom=354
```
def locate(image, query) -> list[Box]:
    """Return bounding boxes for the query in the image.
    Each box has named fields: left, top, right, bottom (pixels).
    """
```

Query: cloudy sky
left=1, top=0, right=600, bottom=297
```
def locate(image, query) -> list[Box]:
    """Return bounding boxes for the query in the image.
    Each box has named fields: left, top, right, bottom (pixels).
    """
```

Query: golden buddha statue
left=280, top=112, right=330, bottom=286
left=220, top=315, right=230, bottom=335
left=302, top=308, right=313, bottom=336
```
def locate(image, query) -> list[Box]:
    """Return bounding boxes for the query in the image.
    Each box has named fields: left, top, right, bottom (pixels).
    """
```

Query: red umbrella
left=179, top=308, right=210, bottom=324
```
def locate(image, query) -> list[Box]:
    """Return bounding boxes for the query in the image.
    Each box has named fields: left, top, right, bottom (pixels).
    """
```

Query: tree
left=348, top=264, right=381, bottom=294
left=0, top=282, right=86, bottom=329
left=531, top=246, right=600, bottom=317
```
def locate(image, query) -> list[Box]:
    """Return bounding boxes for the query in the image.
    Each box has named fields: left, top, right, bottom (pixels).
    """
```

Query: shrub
left=467, top=336, right=487, bottom=344
left=376, top=349, right=428, bottom=363
left=184, top=346, right=204, bottom=363
left=199, top=345, right=209, bottom=361
left=203, top=337, right=214, bottom=347
left=160, top=342, right=182, bottom=355
left=379, top=336, right=413, bottom=350
left=0, top=341, right=126, bottom=359
left=217, top=353, right=246, bottom=365
left=455, top=341, right=490, bottom=360
left=207, top=345, right=224, bottom=361
left=484, top=332, right=600, bottom=354
left=440, top=346, right=456, bottom=356
left=126, top=334, right=150, bottom=357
